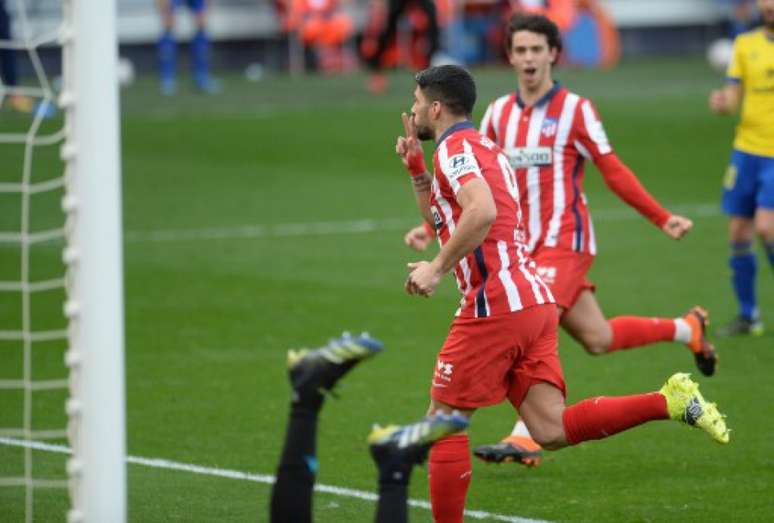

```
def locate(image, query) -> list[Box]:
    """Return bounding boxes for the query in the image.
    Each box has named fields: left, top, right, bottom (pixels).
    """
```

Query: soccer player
left=397, top=64, right=728, bottom=522
left=709, top=0, right=774, bottom=336
left=156, top=0, right=219, bottom=95
left=269, top=332, right=468, bottom=523
left=404, top=14, right=718, bottom=466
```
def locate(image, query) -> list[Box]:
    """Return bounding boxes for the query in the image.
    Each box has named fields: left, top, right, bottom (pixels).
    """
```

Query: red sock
left=428, top=434, right=471, bottom=523
left=608, top=316, right=676, bottom=352
left=562, top=393, right=669, bottom=445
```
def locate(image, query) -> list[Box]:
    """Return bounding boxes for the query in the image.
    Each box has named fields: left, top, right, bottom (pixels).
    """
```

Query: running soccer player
left=397, top=64, right=728, bottom=522
left=404, top=14, right=718, bottom=466
left=709, top=0, right=774, bottom=336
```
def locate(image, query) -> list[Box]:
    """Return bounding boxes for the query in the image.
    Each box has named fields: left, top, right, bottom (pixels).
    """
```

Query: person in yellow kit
left=709, top=0, right=774, bottom=336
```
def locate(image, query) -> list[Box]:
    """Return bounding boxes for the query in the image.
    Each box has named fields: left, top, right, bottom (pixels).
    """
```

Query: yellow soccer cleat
left=286, top=332, right=383, bottom=404
left=659, top=372, right=730, bottom=444
left=368, top=413, right=469, bottom=472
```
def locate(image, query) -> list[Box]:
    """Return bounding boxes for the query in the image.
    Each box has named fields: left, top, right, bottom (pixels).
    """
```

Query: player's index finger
left=401, top=112, right=412, bottom=137
left=406, top=113, right=417, bottom=137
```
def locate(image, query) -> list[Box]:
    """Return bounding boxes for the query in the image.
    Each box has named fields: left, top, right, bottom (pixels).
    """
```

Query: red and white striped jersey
left=431, top=122, right=554, bottom=319
left=479, top=84, right=612, bottom=255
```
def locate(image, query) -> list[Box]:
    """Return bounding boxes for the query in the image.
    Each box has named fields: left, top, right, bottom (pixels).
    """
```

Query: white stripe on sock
left=673, top=318, right=692, bottom=344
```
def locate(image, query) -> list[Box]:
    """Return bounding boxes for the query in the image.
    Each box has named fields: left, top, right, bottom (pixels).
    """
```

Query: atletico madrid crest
left=541, top=118, right=558, bottom=138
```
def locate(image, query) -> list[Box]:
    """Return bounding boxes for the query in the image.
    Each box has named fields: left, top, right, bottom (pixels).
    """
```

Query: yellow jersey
left=726, top=28, right=774, bottom=157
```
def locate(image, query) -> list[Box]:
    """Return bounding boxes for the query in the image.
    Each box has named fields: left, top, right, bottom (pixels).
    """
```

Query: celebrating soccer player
left=709, top=0, right=774, bottom=337
left=396, top=64, right=728, bottom=522
left=404, top=14, right=719, bottom=467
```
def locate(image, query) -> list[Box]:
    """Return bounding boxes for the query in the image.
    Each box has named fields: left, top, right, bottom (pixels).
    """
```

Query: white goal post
left=63, top=0, right=126, bottom=521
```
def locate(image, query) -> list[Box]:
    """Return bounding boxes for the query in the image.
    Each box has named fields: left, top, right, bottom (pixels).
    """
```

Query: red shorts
left=430, top=304, right=566, bottom=410
left=532, top=247, right=595, bottom=310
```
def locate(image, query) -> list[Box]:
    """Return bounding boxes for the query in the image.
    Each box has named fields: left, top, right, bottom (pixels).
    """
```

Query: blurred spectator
left=445, top=1, right=510, bottom=65
left=360, top=0, right=440, bottom=93
left=157, top=0, right=220, bottom=95
left=720, top=0, right=758, bottom=36
left=0, top=0, right=33, bottom=112
left=278, top=0, right=355, bottom=73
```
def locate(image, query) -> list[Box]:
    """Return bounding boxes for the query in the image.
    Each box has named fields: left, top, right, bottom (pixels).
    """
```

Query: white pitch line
left=123, top=217, right=413, bottom=243
left=0, top=436, right=551, bottom=523
left=123, top=202, right=721, bottom=244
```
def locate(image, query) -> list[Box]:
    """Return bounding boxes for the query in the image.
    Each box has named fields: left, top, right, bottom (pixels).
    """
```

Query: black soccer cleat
left=287, top=332, right=383, bottom=404
left=715, top=316, right=764, bottom=337
left=683, top=306, right=718, bottom=377
left=473, top=435, right=543, bottom=467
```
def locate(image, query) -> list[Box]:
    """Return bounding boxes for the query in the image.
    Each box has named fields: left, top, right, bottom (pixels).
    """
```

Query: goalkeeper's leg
left=269, top=333, right=382, bottom=523
left=369, top=412, right=469, bottom=523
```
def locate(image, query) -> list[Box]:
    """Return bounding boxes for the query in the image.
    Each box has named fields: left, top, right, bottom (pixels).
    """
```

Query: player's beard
left=416, top=124, right=434, bottom=141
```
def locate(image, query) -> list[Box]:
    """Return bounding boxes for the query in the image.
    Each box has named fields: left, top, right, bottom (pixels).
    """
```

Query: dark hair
left=505, top=13, right=563, bottom=58
left=414, top=65, right=477, bottom=117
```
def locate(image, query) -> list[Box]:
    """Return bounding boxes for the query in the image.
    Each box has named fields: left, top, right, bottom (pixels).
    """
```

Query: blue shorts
left=172, top=0, right=206, bottom=12
left=721, top=149, right=774, bottom=218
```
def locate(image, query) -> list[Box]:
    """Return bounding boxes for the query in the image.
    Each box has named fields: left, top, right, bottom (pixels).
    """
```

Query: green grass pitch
left=1, top=57, right=773, bottom=522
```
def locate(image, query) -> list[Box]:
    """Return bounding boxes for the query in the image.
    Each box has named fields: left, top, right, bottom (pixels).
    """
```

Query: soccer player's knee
left=530, top=424, right=565, bottom=450
left=579, top=331, right=609, bottom=355
left=524, top=415, right=565, bottom=449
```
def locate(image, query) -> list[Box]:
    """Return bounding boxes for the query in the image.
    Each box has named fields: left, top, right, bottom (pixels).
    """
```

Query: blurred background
left=0, top=0, right=763, bottom=91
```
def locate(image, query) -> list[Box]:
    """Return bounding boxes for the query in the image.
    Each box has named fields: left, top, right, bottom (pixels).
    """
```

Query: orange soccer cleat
left=683, top=306, right=718, bottom=377
left=473, top=435, right=543, bottom=467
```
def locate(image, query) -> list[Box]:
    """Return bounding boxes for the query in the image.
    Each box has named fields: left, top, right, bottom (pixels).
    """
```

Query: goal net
left=0, top=0, right=126, bottom=521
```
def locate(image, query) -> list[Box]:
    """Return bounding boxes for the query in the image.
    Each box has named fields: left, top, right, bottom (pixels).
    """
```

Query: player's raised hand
left=404, top=225, right=433, bottom=252
left=662, top=215, right=693, bottom=240
left=397, top=112, right=427, bottom=177
left=405, top=260, right=442, bottom=297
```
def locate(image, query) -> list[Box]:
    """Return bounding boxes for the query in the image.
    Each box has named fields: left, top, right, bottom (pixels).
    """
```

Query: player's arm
left=406, top=179, right=496, bottom=296
left=594, top=153, right=692, bottom=239
left=576, top=99, right=691, bottom=239
left=710, top=36, right=743, bottom=115
left=709, top=82, right=742, bottom=115
left=396, top=112, right=433, bottom=224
